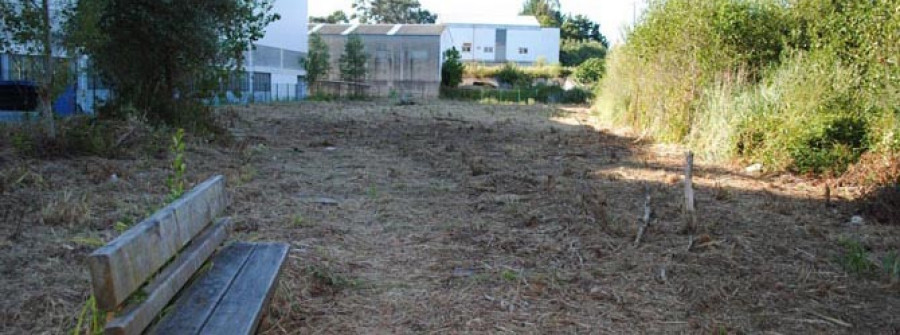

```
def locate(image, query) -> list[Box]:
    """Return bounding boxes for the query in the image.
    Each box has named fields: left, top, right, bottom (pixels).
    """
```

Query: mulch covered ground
left=1, top=100, right=899, bottom=334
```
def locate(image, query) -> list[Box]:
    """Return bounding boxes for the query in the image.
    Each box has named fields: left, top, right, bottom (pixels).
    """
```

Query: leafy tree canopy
left=72, top=0, right=278, bottom=125
left=352, top=0, right=436, bottom=24
left=311, top=10, right=349, bottom=24
left=561, top=14, right=608, bottom=48
left=521, top=0, right=562, bottom=27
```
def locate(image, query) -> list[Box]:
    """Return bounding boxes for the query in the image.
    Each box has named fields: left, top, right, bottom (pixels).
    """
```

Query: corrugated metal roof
left=310, top=24, right=445, bottom=36
left=314, top=24, right=353, bottom=35
left=394, top=25, right=446, bottom=36
left=351, top=24, right=396, bottom=35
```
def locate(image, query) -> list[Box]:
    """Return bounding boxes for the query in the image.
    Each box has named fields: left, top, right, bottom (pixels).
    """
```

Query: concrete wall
left=444, top=24, right=560, bottom=65
left=319, top=34, right=442, bottom=98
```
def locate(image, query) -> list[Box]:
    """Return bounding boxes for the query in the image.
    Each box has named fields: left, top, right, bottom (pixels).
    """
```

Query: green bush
left=441, top=47, right=464, bottom=87
left=465, top=63, right=570, bottom=81
left=441, top=85, right=591, bottom=105
left=560, top=41, right=607, bottom=67
left=595, top=0, right=898, bottom=175
left=496, top=63, right=532, bottom=88
left=574, top=58, right=605, bottom=85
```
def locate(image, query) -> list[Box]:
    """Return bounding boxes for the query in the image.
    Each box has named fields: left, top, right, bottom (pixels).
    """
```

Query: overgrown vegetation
left=597, top=0, right=899, bottom=176
left=441, top=84, right=591, bottom=104
left=464, top=62, right=569, bottom=82
left=441, top=47, right=464, bottom=88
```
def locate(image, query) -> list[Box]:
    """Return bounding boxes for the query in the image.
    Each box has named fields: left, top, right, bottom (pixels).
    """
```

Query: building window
left=228, top=72, right=248, bottom=92
left=462, top=43, right=472, bottom=52
left=484, top=47, right=494, bottom=53
left=253, top=72, right=271, bottom=92
left=518, top=47, right=529, bottom=55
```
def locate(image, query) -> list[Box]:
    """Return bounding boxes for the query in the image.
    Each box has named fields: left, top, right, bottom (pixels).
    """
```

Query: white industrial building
left=221, top=0, right=309, bottom=103
left=439, top=15, right=560, bottom=65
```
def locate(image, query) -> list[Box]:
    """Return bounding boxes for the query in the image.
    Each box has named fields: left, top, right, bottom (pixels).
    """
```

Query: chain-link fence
left=209, top=82, right=308, bottom=106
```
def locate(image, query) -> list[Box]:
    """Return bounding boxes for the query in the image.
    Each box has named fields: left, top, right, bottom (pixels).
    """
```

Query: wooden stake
left=684, top=151, right=696, bottom=232
left=634, top=185, right=652, bottom=246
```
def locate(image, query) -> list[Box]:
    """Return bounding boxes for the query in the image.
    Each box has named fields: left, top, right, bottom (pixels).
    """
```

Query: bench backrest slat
left=88, top=176, right=228, bottom=310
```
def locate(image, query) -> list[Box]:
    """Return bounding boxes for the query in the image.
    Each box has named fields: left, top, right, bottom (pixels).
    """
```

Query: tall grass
left=596, top=0, right=899, bottom=175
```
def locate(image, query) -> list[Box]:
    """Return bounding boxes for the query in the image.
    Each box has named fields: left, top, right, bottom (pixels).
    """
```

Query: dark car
left=0, top=81, right=40, bottom=112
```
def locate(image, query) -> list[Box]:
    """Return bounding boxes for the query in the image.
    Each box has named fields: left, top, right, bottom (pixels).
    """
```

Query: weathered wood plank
left=88, top=175, right=228, bottom=310
left=199, top=243, right=290, bottom=335
left=147, top=243, right=256, bottom=335
left=103, top=218, right=232, bottom=335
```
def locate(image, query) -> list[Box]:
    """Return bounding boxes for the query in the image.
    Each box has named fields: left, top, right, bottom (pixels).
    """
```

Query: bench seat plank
left=199, top=243, right=290, bottom=335
left=104, top=218, right=232, bottom=335
left=147, top=243, right=256, bottom=335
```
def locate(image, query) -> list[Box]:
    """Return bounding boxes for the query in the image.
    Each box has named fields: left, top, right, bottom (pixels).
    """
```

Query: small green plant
left=166, top=128, right=187, bottom=201
left=73, top=295, right=104, bottom=335
left=307, top=265, right=360, bottom=289
left=836, top=239, right=874, bottom=276
left=367, top=185, right=379, bottom=199
left=291, top=214, right=308, bottom=227
left=71, top=235, right=106, bottom=248
left=882, top=251, right=900, bottom=282
left=500, top=269, right=519, bottom=282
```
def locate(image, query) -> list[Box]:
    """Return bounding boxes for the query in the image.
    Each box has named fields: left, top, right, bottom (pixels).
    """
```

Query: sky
left=307, top=0, right=648, bottom=45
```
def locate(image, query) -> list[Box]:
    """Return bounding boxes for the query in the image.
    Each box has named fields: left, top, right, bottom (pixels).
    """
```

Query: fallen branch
left=433, top=117, right=470, bottom=124
left=808, top=311, right=853, bottom=328
left=634, top=185, right=652, bottom=246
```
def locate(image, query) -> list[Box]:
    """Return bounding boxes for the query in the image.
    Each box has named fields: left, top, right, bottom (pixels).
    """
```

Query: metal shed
left=310, top=24, right=448, bottom=98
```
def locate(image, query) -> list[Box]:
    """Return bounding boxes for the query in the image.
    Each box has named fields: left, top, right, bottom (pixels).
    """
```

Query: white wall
left=249, top=0, right=309, bottom=93
left=506, top=28, right=560, bottom=64
left=444, top=24, right=559, bottom=65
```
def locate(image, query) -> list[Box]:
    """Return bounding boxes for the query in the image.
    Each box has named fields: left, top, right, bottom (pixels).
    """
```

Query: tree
left=76, top=0, right=278, bottom=125
left=339, top=34, right=368, bottom=83
left=560, top=40, right=607, bottom=67
left=311, top=10, right=349, bottom=24
left=352, top=0, right=437, bottom=24
left=573, top=57, right=605, bottom=84
left=0, top=0, right=74, bottom=137
left=521, top=0, right=562, bottom=27
left=301, top=33, right=330, bottom=93
left=561, top=14, right=608, bottom=47
left=441, top=47, right=463, bottom=88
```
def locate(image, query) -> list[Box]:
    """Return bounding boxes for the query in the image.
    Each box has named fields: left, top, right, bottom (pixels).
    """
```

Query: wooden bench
left=88, top=175, right=289, bottom=335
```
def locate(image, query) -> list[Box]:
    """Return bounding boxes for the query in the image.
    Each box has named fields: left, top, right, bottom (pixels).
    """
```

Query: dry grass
left=2, top=100, right=900, bottom=333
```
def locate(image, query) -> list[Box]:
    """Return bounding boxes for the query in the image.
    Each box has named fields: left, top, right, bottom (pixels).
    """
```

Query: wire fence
left=209, top=83, right=308, bottom=106
left=440, top=86, right=592, bottom=104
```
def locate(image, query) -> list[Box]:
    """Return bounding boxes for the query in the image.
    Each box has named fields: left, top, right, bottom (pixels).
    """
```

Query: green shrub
left=560, top=40, right=607, bottom=67
left=574, top=58, right=605, bottom=85
left=441, top=85, right=591, bottom=104
left=441, top=47, right=464, bottom=87
left=595, top=0, right=897, bottom=175
left=496, top=63, right=532, bottom=88
left=465, top=63, right=570, bottom=82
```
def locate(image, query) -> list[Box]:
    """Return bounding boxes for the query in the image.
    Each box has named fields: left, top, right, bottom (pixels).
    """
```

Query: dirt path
left=2, top=100, right=899, bottom=334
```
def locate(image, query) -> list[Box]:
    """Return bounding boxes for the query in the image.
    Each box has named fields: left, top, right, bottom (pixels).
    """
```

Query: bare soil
left=2, top=100, right=899, bottom=334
